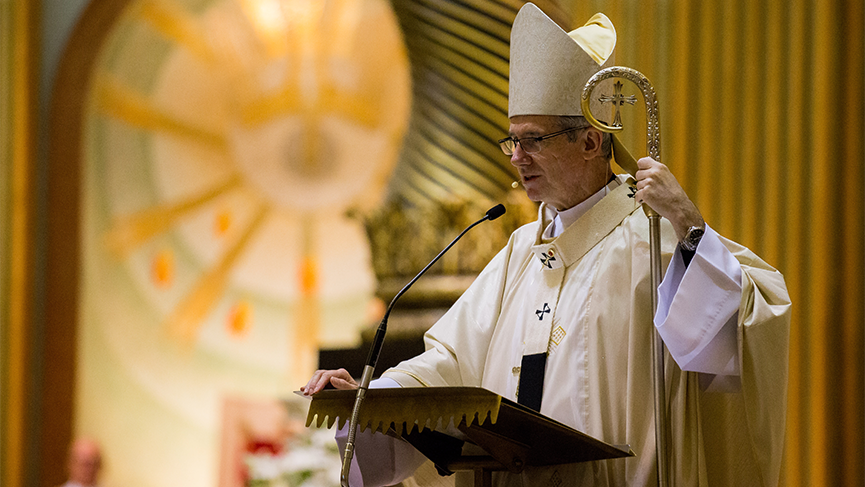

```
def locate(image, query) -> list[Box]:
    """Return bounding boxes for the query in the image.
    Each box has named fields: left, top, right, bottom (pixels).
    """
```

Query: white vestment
left=344, top=177, right=790, bottom=486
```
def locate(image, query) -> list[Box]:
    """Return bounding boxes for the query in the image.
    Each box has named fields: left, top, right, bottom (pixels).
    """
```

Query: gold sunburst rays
left=165, top=202, right=270, bottom=345
left=240, top=81, right=385, bottom=129
left=103, top=174, right=244, bottom=257
left=240, top=0, right=322, bottom=59
left=93, top=0, right=407, bottom=357
left=239, top=79, right=303, bottom=125
left=237, top=68, right=389, bottom=186
left=327, top=0, right=364, bottom=59
left=135, top=0, right=218, bottom=64
left=93, top=73, right=228, bottom=150
left=239, top=0, right=394, bottom=129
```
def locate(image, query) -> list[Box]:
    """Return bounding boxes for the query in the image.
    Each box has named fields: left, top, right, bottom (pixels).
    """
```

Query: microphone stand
left=339, top=204, right=506, bottom=487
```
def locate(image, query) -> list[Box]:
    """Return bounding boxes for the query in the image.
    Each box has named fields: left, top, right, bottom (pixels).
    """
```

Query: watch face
left=683, top=227, right=704, bottom=250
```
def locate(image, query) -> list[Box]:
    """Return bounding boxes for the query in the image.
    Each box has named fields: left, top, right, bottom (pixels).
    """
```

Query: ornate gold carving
left=582, top=66, right=661, bottom=218
left=581, top=66, right=661, bottom=162
left=356, top=190, right=538, bottom=306
left=598, top=80, right=637, bottom=128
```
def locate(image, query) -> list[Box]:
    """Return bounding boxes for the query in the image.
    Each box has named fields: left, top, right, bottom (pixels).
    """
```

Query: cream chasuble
left=381, top=177, right=790, bottom=487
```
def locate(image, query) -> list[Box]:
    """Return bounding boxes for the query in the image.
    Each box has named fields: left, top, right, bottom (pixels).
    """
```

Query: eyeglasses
left=497, top=126, right=588, bottom=155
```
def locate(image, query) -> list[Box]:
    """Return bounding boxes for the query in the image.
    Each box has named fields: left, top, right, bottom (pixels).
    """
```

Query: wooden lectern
left=305, top=387, right=633, bottom=486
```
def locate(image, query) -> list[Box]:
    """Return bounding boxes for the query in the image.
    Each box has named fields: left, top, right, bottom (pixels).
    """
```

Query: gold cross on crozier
left=598, top=80, right=637, bottom=127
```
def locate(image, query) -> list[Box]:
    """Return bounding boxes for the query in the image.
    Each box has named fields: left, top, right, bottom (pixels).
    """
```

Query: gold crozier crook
left=582, top=67, right=671, bottom=487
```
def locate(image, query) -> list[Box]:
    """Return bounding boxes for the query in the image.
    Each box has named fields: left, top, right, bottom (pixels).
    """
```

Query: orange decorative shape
left=152, top=249, right=174, bottom=288
left=227, top=301, right=253, bottom=338
left=299, top=257, right=318, bottom=296
left=215, top=209, right=232, bottom=236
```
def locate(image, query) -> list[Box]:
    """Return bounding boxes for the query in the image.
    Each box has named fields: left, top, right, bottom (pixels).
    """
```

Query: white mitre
left=509, top=3, right=616, bottom=119
left=509, top=3, right=639, bottom=174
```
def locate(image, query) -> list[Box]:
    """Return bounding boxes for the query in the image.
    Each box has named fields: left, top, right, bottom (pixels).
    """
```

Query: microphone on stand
left=339, top=203, right=506, bottom=487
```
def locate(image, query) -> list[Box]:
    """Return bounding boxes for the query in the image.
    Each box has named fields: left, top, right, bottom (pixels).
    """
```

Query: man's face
left=508, top=115, right=607, bottom=210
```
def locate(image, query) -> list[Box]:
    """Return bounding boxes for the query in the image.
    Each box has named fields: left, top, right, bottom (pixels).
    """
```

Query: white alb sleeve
left=655, top=225, right=742, bottom=377
left=333, top=377, right=427, bottom=486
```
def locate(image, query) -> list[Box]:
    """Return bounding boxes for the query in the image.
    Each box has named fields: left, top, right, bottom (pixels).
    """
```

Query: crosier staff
left=582, top=66, right=670, bottom=487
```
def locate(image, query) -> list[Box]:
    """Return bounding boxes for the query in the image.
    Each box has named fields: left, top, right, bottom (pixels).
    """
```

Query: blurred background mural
left=1, top=0, right=862, bottom=487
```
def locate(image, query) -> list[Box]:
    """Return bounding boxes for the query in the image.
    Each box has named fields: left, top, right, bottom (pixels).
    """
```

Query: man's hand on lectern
left=300, top=368, right=358, bottom=396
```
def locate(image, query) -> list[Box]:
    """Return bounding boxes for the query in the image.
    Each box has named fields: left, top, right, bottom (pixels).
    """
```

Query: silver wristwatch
left=680, top=225, right=705, bottom=252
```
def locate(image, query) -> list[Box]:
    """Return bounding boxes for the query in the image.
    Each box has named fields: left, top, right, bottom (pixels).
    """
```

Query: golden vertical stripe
left=104, top=174, right=243, bottom=257
left=4, top=1, right=36, bottom=486
left=619, top=0, right=650, bottom=158
left=694, top=2, right=717, bottom=224
left=806, top=1, right=836, bottom=484
left=650, top=0, right=669, bottom=171
left=561, top=1, right=587, bottom=29
left=2, top=18, right=18, bottom=487
left=716, top=0, right=739, bottom=236
left=2, top=2, right=34, bottom=487
left=841, top=3, right=865, bottom=484
left=603, top=0, right=623, bottom=61
left=762, top=0, right=785, bottom=268
left=783, top=0, right=807, bottom=482
left=166, top=205, right=270, bottom=344
left=634, top=0, right=655, bottom=83
left=739, top=0, right=761, bottom=246
left=666, top=1, right=691, bottom=188
left=762, top=1, right=790, bottom=478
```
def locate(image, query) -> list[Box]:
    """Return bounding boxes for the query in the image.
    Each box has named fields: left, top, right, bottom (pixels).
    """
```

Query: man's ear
left=582, top=128, right=604, bottom=158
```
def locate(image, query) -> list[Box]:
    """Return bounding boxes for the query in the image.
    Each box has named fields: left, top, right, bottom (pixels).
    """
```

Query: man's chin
left=522, top=183, right=543, bottom=202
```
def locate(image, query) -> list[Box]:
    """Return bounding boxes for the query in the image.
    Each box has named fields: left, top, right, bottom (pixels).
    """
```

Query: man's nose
left=510, top=143, right=530, bottom=166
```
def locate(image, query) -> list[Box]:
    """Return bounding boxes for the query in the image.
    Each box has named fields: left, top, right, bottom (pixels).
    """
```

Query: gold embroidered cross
left=598, top=80, right=637, bottom=127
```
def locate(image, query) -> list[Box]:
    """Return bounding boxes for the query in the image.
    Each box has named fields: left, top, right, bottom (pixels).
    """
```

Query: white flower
left=245, top=426, right=341, bottom=486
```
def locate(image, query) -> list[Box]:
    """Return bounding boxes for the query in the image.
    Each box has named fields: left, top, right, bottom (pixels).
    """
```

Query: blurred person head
left=67, top=437, right=102, bottom=486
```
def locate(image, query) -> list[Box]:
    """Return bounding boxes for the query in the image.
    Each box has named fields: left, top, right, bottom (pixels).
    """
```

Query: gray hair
left=556, top=116, right=613, bottom=160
